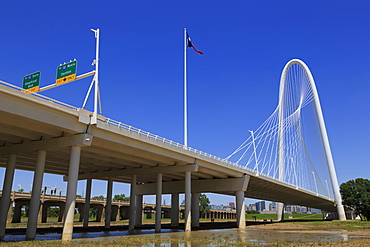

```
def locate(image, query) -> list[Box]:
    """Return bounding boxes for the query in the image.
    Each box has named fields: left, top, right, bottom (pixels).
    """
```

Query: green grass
left=288, top=219, right=370, bottom=230
left=246, top=213, right=277, bottom=220
left=291, top=212, right=323, bottom=220
left=245, top=213, right=323, bottom=221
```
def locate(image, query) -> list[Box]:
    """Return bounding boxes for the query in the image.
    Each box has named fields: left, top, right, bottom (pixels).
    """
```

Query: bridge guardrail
left=103, top=117, right=254, bottom=172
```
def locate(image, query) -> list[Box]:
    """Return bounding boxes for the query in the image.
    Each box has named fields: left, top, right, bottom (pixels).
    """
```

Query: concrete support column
left=0, top=153, right=16, bottom=240
left=26, top=150, right=47, bottom=240
left=105, top=177, right=113, bottom=229
left=38, top=201, right=44, bottom=223
left=135, top=195, right=143, bottom=227
left=41, top=203, right=48, bottom=223
left=58, top=203, right=65, bottom=222
left=191, top=192, right=200, bottom=227
left=6, top=203, right=12, bottom=224
left=83, top=178, right=92, bottom=228
left=78, top=204, right=84, bottom=222
left=96, top=205, right=103, bottom=222
left=115, top=206, right=121, bottom=221
left=171, top=193, right=179, bottom=227
left=111, top=205, right=118, bottom=221
left=184, top=171, right=191, bottom=232
left=62, top=146, right=81, bottom=242
left=277, top=202, right=284, bottom=221
left=12, top=201, right=23, bottom=223
left=155, top=173, right=162, bottom=233
left=128, top=174, right=137, bottom=231
left=235, top=190, right=246, bottom=229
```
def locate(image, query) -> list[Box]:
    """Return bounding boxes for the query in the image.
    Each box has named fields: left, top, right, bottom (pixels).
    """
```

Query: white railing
left=103, top=117, right=255, bottom=172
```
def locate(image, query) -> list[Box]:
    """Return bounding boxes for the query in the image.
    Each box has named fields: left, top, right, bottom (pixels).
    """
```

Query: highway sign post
left=22, top=71, right=40, bottom=93
left=56, top=60, right=77, bottom=85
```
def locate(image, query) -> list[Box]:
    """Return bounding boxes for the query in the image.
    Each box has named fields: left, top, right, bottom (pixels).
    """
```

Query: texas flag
left=187, top=33, right=204, bottom=55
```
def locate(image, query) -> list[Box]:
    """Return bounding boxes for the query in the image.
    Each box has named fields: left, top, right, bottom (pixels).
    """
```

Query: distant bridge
left=0, top=191, right=236, bottom=224
left=0, top=59, right=345, bottom=241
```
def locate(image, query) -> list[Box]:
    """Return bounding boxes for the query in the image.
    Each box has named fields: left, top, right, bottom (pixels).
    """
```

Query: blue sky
left=1, top=1, right=370, bottom=205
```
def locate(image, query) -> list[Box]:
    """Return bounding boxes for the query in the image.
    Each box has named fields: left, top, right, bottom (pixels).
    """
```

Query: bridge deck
left=0, top=83, right=337, bottom=212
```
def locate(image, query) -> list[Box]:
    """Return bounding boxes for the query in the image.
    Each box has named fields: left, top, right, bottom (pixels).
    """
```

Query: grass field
left=245, top=212, right=323, bottom=221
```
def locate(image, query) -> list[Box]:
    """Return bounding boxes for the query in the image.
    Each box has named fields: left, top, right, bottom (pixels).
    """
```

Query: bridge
left=0, top=59, right=345, bottom=241
left=0, top=190, right=237, bottom=225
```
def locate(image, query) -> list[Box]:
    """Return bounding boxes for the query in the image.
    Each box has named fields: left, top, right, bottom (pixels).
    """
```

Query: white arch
left=277, top=59, right=346, bottom=220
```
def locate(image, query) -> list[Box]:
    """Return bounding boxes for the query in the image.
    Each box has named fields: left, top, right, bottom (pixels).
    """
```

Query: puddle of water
left=2, top=229, right=180, bottom=242
left=2, top=227, right=368, bottom=244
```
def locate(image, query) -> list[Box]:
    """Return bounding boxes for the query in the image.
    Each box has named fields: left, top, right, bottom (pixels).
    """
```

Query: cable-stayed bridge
left=0, top=59, right=345, bottom=241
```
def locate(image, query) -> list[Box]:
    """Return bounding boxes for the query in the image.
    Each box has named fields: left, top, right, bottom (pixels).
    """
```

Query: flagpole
left=184, top=28, right=188, bottom=147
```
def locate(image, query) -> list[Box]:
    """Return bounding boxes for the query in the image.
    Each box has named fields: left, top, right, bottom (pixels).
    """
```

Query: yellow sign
left=23, top=86, right=40, bottom=94
left=56, top=74, right=76, bottom=85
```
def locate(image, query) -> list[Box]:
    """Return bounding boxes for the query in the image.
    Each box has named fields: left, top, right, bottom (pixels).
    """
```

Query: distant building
left=255, top=202, right=260, bottom=211
left=209, top=204, right=224, bottom=210
left=270, top=202, right=276, bottom=211
left=256, top=201, right=266, bottom=212
left=260, top=210, right=278, bottom=214
left=285, top=205, right=313, bottom=214
left=247, top=204, right=257, bottom=211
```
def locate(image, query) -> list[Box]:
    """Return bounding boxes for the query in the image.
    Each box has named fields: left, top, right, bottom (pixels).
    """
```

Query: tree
left=340, top=178, right=370, bottom=221
left=22, top=205, right=30, bottom=217
left=113, top=194, right=130, bottom=202
left=199, top=193, right=210, bottom=217
left=47, top=207, right=60, bottom=218
left=92, top=195, right=105, bottom=200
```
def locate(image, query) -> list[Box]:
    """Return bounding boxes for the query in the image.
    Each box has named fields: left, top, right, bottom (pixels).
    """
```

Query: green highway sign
left=22, top=71, right=40, bottom=93
left=56, top=60, right=77, bottom=85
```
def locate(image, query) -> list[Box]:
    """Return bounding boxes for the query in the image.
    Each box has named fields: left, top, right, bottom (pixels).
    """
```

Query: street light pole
left=82, top=28, right=101, bottom=125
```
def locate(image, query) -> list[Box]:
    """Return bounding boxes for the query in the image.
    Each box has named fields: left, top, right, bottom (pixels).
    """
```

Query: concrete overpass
left=0, top=190, right=236, bottom=225
left=0, top=81, right=338, bottom=241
